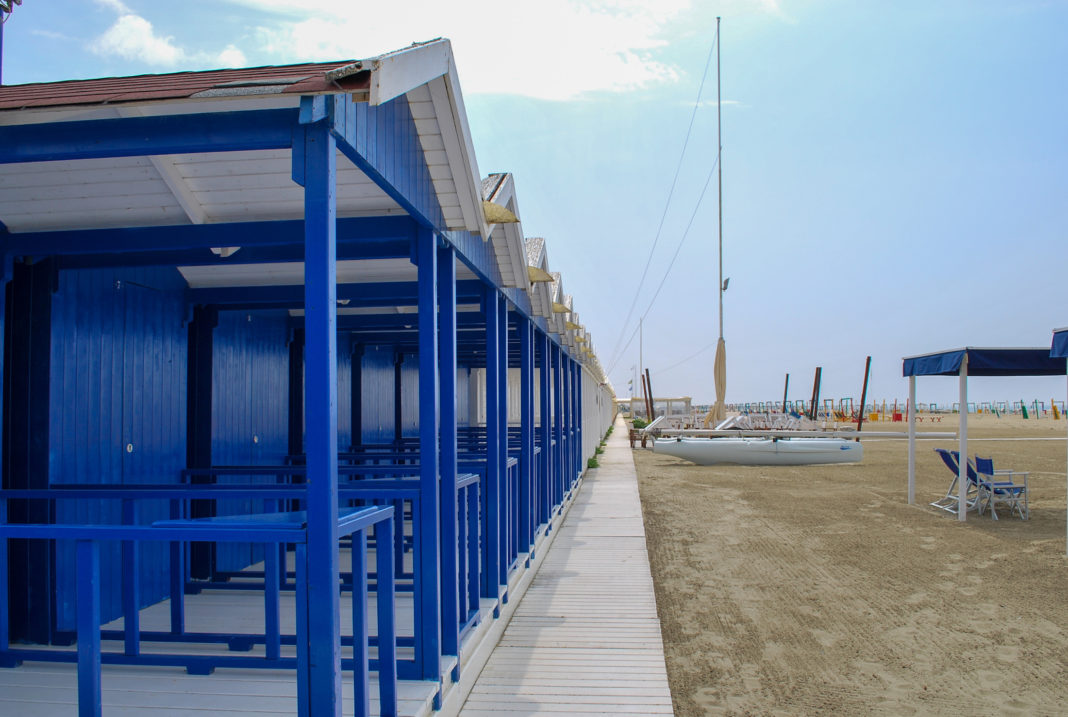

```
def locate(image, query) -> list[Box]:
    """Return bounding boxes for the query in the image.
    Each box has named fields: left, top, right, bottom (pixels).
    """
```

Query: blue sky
left=3, top=0, right=1067, bottom=406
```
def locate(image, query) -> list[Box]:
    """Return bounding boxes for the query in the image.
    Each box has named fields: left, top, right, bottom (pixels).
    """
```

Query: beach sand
left=633, top=413, right=1068, bottom=715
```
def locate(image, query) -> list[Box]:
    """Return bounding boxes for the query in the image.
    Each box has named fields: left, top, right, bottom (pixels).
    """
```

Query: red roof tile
left=0, top=62, right=372, bottom=112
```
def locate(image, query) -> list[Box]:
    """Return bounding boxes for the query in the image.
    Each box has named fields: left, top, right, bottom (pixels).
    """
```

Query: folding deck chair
left=931, top=448, right=982, bottom=515
left=974, top=456, right=1029, bottom=520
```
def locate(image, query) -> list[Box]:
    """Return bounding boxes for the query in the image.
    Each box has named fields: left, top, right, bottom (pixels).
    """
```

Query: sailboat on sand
left=651, top=18, right=862, bottom=467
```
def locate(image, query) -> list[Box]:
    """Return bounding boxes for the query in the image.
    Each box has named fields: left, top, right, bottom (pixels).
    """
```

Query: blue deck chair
left=974, top=456, right=1029, bottom=520
left=931, top=448, right=982, bottom=515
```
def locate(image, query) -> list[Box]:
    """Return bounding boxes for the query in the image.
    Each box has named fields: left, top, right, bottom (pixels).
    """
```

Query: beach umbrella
left=711, top=337, right=727, bottom=423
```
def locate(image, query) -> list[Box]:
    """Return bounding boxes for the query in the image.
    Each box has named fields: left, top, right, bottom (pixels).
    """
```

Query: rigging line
left=606, top=321, right=642, bottom=376
left=639, top=153, right=719, bottom=323
left=607, top=151, right=718, bottom=378
left=655, top=341, right=718, bottom=376
left=604, top=32, right=719, bottom=370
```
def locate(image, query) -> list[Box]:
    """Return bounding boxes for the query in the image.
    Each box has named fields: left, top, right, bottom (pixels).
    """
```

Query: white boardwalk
left=458, top=417, right=673, bottom=716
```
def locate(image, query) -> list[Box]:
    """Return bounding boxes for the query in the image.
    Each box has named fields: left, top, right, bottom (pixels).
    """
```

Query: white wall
left=468, top=363, right=614, bottom=465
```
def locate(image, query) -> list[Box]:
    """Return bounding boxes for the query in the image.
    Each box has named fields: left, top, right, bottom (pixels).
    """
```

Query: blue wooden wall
left=211, top=310, right=290, bottom=572
left=337, top=346, right=352, bottom=450
left=49, top=267, right=188, bottom=631
left=44, top=278, right=476, bottom=630
left=358, top=346, right=403, bottom=443
left=351, top=347, right=471, bottom=443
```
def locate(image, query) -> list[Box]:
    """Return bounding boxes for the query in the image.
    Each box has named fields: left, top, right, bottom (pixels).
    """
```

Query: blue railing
left=0, top=495, right=396, bottom=717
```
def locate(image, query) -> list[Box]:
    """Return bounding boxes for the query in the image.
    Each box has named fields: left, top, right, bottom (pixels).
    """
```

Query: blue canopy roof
left=1051, top=328, right=1068, bottom=358
left=903, top=347, right=1065, bottom=377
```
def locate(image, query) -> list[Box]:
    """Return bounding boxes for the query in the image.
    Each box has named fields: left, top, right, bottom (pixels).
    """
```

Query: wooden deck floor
left=0, top=550, right=441, bottom=716
left=457, top=417, right=673, bottom=716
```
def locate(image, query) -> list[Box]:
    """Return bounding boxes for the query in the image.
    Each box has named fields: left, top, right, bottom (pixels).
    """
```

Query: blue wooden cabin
left=0, top=39, right=615, bottom=715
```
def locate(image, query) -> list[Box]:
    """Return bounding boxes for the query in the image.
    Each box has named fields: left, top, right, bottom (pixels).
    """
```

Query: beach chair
left=931, top=448, right=982, bottom=515
left=974, top=456, right=1029, bottom=520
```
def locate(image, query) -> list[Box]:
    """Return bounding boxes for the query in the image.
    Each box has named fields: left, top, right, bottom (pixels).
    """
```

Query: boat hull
left=652, top=437, right=863, bottom=466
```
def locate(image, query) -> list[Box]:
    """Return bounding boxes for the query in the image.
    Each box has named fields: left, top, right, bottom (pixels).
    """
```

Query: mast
left=716, top=15, right=723, bottom=342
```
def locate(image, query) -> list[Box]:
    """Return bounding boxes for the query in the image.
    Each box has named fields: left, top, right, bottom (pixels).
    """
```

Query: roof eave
left=385, top=41, right=485, bottom=239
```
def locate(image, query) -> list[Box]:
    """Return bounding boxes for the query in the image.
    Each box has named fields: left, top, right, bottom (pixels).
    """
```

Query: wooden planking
left=183, top=167, right=376, bottom=192
left=458, top=417, right=673, bottom=716
left=4, top=205, right=192, bottom=232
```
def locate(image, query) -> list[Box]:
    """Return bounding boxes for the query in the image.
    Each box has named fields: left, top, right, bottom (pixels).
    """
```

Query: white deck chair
left=931, top=448, right=982, bottom=515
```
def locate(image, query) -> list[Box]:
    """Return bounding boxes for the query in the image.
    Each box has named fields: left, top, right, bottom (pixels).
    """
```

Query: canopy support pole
left=302, top=115, right=341, bottom=714
left=908, top=375, right=916, bottom=504
left=958, top=355, right=968, bottom=521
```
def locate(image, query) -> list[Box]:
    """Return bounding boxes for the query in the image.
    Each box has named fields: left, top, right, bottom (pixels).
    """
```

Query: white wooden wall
left=467, top=365, right=615, bottom=465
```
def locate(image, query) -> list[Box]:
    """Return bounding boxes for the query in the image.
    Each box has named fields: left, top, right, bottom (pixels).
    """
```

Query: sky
left=2, top=0, right=1067, bottom=407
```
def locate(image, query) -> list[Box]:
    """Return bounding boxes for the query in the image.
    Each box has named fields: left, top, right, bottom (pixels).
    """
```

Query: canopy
left=903, top=344, right=1068, bottom=556
left=1051, top=328, right=1068, bottom=358
left=903, top=347, right=1065, bottom=377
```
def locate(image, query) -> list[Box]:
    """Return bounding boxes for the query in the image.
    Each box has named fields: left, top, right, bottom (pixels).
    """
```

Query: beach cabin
left=0, top=39, right=614, bottom=715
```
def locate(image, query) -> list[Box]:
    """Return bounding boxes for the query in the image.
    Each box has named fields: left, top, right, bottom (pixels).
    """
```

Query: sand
left=633, top=413, right=1068, bottom=716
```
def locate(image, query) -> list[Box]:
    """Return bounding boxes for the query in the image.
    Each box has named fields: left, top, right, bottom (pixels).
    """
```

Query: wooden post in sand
left=641, top=373, right=652, bottom=422
left=856, top=356, right=871, bottom=440
left=782, top=373, right=789, bottom=414
left=808, top=367, right=822, bottom=421
left=645, top=368, right=655, bottom=419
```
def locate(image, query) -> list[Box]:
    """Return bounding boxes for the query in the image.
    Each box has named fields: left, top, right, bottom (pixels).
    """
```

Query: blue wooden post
left=264, top=543, right=280, bottom=660
left=569, top=358, right=578, bottom=486
left=497, top=299, right=509, bottom=586
left=519, top=317, right=534, bottom=557
left=456, top=487, right=468, bottom=622
left=575, top=361, right=584, bottom=478
left=168, top=500, right=185, bottom=636
left=415, top=226, right=441, bottom=681
left=375, top=518, right=397, bottom=717
left=572, top=359, right=580, bottom=487
left=466, top=483, right=480, bottom=614
left=351, top=531, right=369, bottom=717
left=121, top=500, right=140, bottom=656
left=437, top=244, right=459, bottom=666
left=76, top=539, right=102, bottom=717
left=295, top=543, right=309, bottom=717
left=538, top=332, right=551, bottom=527
left=0, top=256, right=12, bottom=666
left=482, top=288, right=501, bottom=601
left=300, top=110, right=341, bottom=715
left=559, top=344, right=568, bottom=508
left=0, top=499, right=9, bottom=666
left=570, top=358, right=578, bottom=486
left=561, top=355, right=571, bottom=493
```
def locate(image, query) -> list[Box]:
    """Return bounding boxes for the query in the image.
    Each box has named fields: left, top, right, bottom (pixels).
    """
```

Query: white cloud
left=690, top=99, right=743, bottom=108
left=217, top=44, right=248, bottom=68
left=90, top=2, right=253, bottom=70
left=92, top=13, right=184, bottom=66
left=230, top=0, right=696, bottom=100
left=94, top=0, right=132, bottom=13
left=31, top=29, right=71, bottom=41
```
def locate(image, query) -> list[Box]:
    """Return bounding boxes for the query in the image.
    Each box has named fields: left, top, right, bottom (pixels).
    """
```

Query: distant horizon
left=622, top=372, right=1068, bottom=409
left=624, top=394, right=1067, bottom=411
